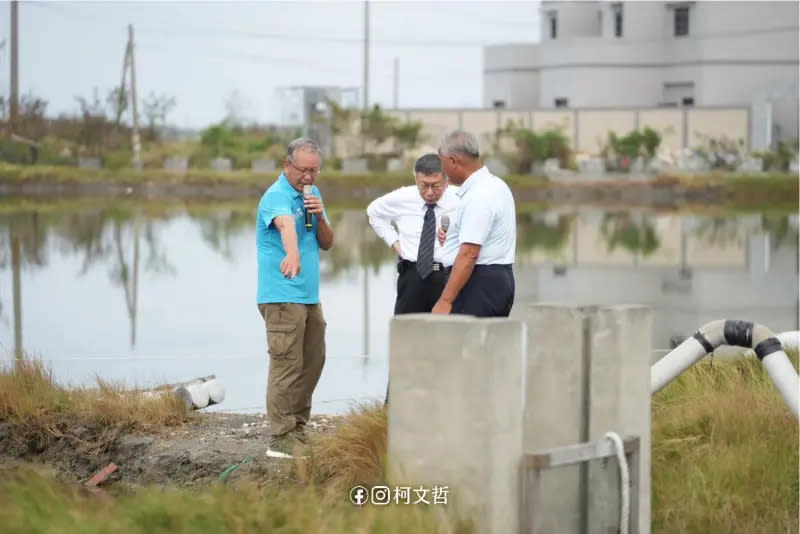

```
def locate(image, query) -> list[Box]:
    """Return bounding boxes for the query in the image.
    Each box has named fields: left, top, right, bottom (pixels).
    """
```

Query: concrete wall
left=378, top=107, right=749, bottom=157
left=638, top=109, right=683, bottom=154
left=541, top=0, right=603, bottom=39
left=687, top=108, right=750, bottom=150
left=577, top=110, right=637, bottom=156
left=483, top=44, right=541, bottom=110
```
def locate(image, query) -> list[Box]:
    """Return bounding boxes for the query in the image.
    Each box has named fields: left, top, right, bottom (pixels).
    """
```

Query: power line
left=30, top=1, right=534, bottom=48
left=133, top=42, right=479, bottom=81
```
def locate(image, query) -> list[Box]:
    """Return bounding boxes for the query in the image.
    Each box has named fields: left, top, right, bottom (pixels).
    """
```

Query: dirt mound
left=0, top=413, right=341, bottom=488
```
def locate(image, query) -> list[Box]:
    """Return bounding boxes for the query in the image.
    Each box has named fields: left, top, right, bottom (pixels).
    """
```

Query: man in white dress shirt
left=432, top=130, right=516, bottom=317
left=367, top=153, right=460, bottom=403
left=367, top=153, right=460, bottom=314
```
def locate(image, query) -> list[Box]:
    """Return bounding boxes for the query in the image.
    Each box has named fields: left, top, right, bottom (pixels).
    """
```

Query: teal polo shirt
left=256, top=173, right=329, bottom=304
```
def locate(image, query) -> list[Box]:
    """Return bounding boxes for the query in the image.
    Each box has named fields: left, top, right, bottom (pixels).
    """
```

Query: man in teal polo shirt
left=256, top=137, right=334, bottom=459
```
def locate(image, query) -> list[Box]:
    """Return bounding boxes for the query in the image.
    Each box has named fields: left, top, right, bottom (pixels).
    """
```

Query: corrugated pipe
left=651, top=321, right=799, bottom=418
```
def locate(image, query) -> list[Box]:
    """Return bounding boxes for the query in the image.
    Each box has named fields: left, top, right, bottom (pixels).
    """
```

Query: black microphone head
left=303, top=185, right=313, bottom=230
left=441, top=215, right=450, bottom=231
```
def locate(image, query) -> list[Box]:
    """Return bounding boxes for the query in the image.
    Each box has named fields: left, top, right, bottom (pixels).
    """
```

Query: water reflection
left=0, top=200, right=797, bottom=414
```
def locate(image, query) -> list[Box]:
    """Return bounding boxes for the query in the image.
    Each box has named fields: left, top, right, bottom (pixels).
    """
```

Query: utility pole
left=127, top=25, right=142, bottom=170
left=115, top=38, right=129, bottom=126
left=362, top=0, right=369, bottom=111
left=10, top=0, right=19, bottom=129
left=393, top=57, right=399, bottom=109
left=11, top=230, right=22, bottom=361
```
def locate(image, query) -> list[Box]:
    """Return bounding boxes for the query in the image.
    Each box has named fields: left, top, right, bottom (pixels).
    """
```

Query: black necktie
left=416, top=204, right=436, bottom=279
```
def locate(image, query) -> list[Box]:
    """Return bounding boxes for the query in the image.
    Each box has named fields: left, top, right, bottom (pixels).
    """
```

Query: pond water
left=1, top=199, right=797, bottom=415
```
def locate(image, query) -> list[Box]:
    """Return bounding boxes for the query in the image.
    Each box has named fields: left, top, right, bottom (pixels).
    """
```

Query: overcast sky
left=0, top=0, right=541, bottom=129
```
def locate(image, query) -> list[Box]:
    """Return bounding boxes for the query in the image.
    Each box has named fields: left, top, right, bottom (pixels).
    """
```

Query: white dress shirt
left=441, top=165, right=516, bottom=267
left=366, top=185, right=461, bottom=263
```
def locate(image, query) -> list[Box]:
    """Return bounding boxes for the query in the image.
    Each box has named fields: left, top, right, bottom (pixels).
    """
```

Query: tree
left=200, top=122, right=237, bottom=157
left=106, top=85, right=128, bottom=126
left=142, top=92, right=177, bottom=142
left=75, top=88, right=109, bottom=154
left=393, top=121, right=423, bottom=153
left=360, top=104, right=397, bottom=149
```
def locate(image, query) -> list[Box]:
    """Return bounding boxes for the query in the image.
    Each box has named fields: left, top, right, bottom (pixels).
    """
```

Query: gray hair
left=286, top=137, right=321, bottom=162
left=413, top=153, right=443, bottom=176
left=438, top=129, right=480, bottom=159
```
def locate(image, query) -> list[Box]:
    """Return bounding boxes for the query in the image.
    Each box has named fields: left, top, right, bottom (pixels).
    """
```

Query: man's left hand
left=304, top=195, right=325, bottom=215
left=431, top=299, right=452, bottom=315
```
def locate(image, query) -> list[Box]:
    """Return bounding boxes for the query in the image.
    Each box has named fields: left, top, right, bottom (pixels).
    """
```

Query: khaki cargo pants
left=258, top=302, right=326, bottom=443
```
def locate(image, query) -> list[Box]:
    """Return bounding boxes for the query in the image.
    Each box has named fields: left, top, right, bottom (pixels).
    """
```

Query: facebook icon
left=350, top=485, right=368, bottom=506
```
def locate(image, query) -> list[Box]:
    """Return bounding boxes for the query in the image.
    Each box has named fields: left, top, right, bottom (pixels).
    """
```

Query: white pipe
left=777, top=331, right=800, bottom=354
left=651, top=320, right=799, bottom=418
left=762, top=351, right=800, bottom=418
left=650, top=336, right=708, bottom=393
left=203, top=378, right=226, bottom=405
left=185, top=382, right=210, bottom=409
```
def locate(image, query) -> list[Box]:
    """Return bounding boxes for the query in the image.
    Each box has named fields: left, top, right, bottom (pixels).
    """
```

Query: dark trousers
left=386, top=259, right=448, bottom=403
left=394, top=259, right=448, bottom=314
left=451, top=264, right=515, bottom=318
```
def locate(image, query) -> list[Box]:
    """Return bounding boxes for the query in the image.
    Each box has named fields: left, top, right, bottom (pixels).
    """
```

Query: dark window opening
left=548, top=12, right=558, bottom=39
left=612, top=4, right=623, bottom=37
left=674, top=7, right=689, bottom=36
left=493, top=100, right=506, bottom=109
left=682, top=97, right=694, bottom=107
left=555, top=98, right=569, bottom=108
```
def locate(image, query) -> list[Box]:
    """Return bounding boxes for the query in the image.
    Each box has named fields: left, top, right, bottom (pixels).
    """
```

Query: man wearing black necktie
left=368, top=153, right=459, bottom=314
left=367, top=153, right=460, bottom=402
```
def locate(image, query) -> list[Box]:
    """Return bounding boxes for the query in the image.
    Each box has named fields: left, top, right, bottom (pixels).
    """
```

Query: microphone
left=303, top=185, right=313, bottom=231
left=441, top=215, right=450, bottom=232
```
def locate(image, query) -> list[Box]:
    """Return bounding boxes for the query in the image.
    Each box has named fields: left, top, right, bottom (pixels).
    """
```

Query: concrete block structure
left=387, top=314, right=525, bottom=534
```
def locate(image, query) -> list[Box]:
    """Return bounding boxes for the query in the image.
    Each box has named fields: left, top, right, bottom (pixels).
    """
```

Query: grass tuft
left=304, top=401, right=388, bottom=495
left=0, top=465, right=473, bottom=534
left=0, top=359, right=189, bottom=452
left=652, top=355, right=798, bottom=533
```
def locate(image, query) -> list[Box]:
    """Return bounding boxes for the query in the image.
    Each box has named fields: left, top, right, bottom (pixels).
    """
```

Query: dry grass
left=1, top=354, right=796, bottom=532
left=651, top=355, right=799, bottom=533
left=0, top=465, right=473, bottom=534
left=0, top=359, right=189, bottom=453
left=301, top=401, right=388, bottom=496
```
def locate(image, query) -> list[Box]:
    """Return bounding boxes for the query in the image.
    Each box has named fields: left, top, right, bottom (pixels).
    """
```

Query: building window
left=674, top=6, right=689, bottom=36
left=548, top=11, right=557, bottom=39
left=555, top=98, right=568, bottom=108
left=663, top=81, right=694, bottom=107
left=612, top=3, right=623, bottom=37
left=493, top=100, right=506, bottom=109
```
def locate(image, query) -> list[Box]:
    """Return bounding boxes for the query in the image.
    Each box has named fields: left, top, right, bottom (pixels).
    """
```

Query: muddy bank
left=0, top=175, right=726, bottom=207
left=0, top=413, right=341, bottom=488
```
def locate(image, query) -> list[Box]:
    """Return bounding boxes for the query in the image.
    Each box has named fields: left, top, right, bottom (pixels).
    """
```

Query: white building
left=275, top=86, right=360, bottom=155
left=275, top=86, right=360, bottom=127
left=484, top=1, right=799, bottom=147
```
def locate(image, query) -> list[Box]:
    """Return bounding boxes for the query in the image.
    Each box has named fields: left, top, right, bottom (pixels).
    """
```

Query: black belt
left=398, top=258, right=445, bottom=272
left=444, top=263, right=512, bottom=274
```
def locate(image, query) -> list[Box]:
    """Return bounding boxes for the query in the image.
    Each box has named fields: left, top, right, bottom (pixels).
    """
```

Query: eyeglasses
left=417, top=182, right=445, bottom=192
left=288, top=160, right=320, bottom=178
